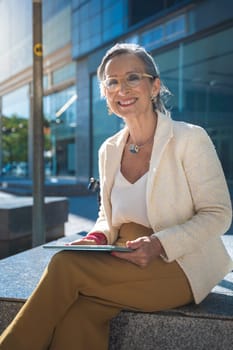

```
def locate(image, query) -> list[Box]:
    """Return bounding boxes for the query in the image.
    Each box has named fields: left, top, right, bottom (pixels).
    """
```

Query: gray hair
left=97, top=42, right=171, bottom=113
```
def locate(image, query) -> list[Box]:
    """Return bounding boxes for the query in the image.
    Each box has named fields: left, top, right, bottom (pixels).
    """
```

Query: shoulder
left=169, top=118, right=217, bottom=165
left=172, top=119, right=207, bottom=136
left=156, top=111, right=215, bottom=158
left=158, top=110, right=209, bottom=141
left=171, top=118, right=211, bottom=146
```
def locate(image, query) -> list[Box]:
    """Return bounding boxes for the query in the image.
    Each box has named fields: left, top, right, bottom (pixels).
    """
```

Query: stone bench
left=0, top=234, right=232, bottom=349
left=0, top=196, right=68, bottom=258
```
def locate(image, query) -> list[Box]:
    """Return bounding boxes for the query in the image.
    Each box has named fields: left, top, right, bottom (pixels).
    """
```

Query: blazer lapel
left=146, top=112, right=173, bottom=203
left=103, top=128, right=129, bottom=197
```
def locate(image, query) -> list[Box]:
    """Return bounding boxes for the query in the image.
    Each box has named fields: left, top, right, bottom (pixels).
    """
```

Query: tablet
left=43, top=244, right=133, bottom=252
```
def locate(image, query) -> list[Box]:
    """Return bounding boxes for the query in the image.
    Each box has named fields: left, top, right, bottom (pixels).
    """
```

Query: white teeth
left=119, top=99, right=136, bottom=106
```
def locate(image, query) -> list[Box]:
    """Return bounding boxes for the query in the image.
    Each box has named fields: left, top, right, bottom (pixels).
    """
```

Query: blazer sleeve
left=155, top=126, right=232, bottom=262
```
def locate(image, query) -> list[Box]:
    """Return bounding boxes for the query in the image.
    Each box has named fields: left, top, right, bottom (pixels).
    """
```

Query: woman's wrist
left=151, top=236, right=167, bottom=258
left=84, top=232, right=107, bottom=245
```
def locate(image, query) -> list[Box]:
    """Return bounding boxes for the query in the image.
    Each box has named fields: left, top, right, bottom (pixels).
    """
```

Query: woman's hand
left=66, top=238, right=97, bottom=246
left=111, top=236, right=165, bottom=268
left=67, top=232, right=107, bottom=246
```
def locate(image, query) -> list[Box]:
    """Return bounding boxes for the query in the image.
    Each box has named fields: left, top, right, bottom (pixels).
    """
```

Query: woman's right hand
left=111, top=235, right=165, bottom=268
left=66, top=238, right=97, bottom=246
left=67, top=231, right=107, bottom=246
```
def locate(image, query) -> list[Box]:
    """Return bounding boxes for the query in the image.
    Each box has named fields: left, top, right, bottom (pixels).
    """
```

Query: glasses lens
left=126, top=73, right=141, bottom=87
left=105, top=78, right=119, bottom=91
left=104, top=73, right=147, bottom=91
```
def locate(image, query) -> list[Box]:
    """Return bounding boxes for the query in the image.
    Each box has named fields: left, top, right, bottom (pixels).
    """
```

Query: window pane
left=155, top=27, right=233, bottom=185
left=2, top=85, right=29, bottom=177
left=43, top=86, right=77, bottom=176
left=53, top=63, right=76, bottom=85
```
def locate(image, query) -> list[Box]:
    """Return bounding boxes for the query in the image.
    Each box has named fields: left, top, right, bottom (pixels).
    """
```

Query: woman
left=0, top=43, right=232, bottom=350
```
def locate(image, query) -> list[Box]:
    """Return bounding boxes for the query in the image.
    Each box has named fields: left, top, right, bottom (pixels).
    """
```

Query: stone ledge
left=0, top=196, right=68, bottom=258
left=0, top=235, right=232, bottom=349
left=1, top=297, right=232, bottom=350
left=109, top=309, right=233, bottom=350
left=0, top=180, right=90, bottom=196
left=0, top=301, right=23, bottom=335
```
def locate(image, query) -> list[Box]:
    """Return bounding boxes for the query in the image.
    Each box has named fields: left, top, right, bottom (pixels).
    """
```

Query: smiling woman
left=0, top=43, right=232, bottom=350
left=97, top=44, right=165, bottom=182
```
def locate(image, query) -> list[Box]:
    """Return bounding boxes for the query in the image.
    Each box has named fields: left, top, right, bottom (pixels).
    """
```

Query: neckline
left=126, top=113, right=157, bottom=154
left=119, top=169, right=148, bottom=185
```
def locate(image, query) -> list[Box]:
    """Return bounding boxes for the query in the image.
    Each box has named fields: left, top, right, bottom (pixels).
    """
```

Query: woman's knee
left=48, top=251, right=72, bottom=272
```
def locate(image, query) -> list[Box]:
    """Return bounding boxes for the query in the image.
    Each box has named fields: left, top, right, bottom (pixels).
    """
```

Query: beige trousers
left=0, top=223, right=193, bottom=350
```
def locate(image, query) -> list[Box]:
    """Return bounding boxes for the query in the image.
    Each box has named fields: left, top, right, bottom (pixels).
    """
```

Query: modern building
left=0, top=0, right=233, bottom=203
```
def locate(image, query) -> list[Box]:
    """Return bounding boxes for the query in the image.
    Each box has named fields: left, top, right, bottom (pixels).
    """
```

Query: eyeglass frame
left=102, top=72, right=156, bottom=92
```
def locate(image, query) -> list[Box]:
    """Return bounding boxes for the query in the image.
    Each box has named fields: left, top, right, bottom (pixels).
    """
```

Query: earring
left=151, top=95, right=157, bottom=102
left=151, top=95, right=157, bottom=112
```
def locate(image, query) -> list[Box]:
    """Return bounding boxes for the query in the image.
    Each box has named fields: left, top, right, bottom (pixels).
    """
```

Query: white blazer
left=91, top=111, right=233, bottom=303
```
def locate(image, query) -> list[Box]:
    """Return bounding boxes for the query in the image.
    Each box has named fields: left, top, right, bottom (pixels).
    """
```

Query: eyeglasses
left=102, top=72, right=154, bottom=92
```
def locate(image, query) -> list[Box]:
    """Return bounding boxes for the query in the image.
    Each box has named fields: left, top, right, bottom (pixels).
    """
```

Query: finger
left=126, top=236, right=149, bottom=249
left=111, top=251, right=144, bottom=268
left=68, top=239, right=96, bottom=246
left=111, top=251, right=134, bottom=260
left=111, top=252, right=146, bottom=268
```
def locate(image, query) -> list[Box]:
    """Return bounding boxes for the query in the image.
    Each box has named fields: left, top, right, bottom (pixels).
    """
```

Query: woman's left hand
left=111, top=236, right=165, bottom=268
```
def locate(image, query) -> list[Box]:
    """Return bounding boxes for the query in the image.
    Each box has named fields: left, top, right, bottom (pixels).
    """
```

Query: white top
left=111, top=168, right=150, bottom=228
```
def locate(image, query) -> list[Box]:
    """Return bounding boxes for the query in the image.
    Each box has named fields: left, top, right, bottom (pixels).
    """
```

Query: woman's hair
left=97, top=42, right=171, bottom=113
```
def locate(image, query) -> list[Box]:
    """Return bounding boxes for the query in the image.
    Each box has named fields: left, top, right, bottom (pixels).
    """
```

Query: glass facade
left=72, top=0, right=126, bottom=58
left=43, top=1, right=71, bottom=56
left=2, top=86, right=30, bottom=120
left=53, top=63, right=76, bottom=86
left=43, top=85, right=77, bottom=176
left=1, top=86, right=29, bottom=176
left=71, top=0, right=193, bottom=60
left=155, top=26, right=233, bottom=186
left=0, top=0, right=75, bottom=179
left=0, top=0, right=32, bottom=82
left=128, top=0, right=193, bottom=26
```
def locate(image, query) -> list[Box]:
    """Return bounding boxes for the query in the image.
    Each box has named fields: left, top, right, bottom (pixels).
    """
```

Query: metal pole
left=32, top=0, right=45, bottom=246
left=0, top=96, right=2, bottom=175
left=28, top=82, right=34, bottom=179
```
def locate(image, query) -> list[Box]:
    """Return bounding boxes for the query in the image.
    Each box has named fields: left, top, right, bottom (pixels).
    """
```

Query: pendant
left=129, top=144, right=139, bottom=154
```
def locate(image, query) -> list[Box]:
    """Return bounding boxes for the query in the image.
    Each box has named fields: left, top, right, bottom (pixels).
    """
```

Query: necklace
left=128, top=134, right=154, bottom=154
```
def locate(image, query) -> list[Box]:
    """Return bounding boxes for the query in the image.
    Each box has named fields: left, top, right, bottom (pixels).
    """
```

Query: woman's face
left=103, top=53, right=160, bottom=120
